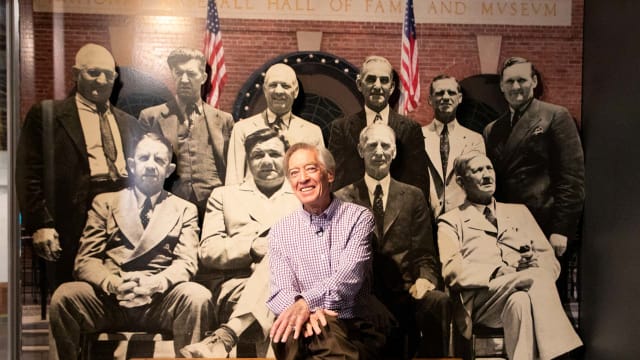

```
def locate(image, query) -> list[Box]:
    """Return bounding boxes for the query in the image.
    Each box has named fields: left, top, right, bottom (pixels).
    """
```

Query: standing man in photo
left=139, top=48, right=234, bottom=221
left=484, top=57, right=585, bottom=301
left=225, top=63, right=324, bottom=185
left=17, top=43, right=142, bottom=289
left=423, top=75, right=485, bottom=217
left=329, top=55, right=429, bottom=194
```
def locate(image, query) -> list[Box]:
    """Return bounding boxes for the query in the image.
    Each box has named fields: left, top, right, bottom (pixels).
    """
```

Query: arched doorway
left=233, top=52, right=363, bottom=143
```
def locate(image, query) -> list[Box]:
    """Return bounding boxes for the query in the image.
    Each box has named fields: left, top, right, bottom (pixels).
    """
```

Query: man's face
left=263, top=66, right=298, bottom=116
left=457, top=156, right=496, bottom=204
left=287, top=149, right=334, bottom=211
left=500, top=62, right=538, bottom=110
left=248, top=137, right=286, bottom=192
left=357, top=61, right=395, bottom=112
left=172, top=59, right=206, bottom=103
left=358, top=127, right=396, bottom=180
left=127, top=138, right=176, bottom=196
left=429, top=78, right=462, bottom=123
left=75, top=53, right=117, bottom=105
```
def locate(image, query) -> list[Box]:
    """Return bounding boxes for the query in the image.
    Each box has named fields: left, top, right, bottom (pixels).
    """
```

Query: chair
left=79, top=331, right=173, bottom=360
left=470, top=324, right=507, bottom=360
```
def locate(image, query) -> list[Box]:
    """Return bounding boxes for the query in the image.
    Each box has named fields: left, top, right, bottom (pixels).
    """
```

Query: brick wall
left=19, top=1, right=583, bottom=126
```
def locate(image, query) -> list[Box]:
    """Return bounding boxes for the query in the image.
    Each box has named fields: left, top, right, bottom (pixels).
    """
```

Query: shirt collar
left=76, top=93, right=110, bottom=114
left=176, top=98, right=203, bottom=115
left=364, top=105, right=390, bottom=124
left=266, top=108, right=292, bottom=125
left=363, top=173, right=391, bottom=196
left=433, top=118, right=459, bottom=134
left=133, top=187, right=162, bottom=210
left=471, top=197, right=496, bottom=215
left=298, top=195, right=341, bottom=223
left=239, top=177, right=294, bottom=197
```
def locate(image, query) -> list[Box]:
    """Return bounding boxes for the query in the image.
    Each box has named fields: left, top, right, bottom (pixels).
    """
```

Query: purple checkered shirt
left=266, top=197, right=374, bottom=319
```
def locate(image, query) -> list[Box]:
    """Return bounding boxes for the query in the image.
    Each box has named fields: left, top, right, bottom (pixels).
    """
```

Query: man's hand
left=409, top=278, right=436, bottom=300
left=115, top=272, right=159, bottom=308
left=550, top=233, right=568, bottom=257
left=516, top=249, right=539, bottom=271
left=270, top=297, right=311, bottom=343
left=250, top=236, right=268, bottom=261
left=492, top=265, right=516, bottom=280
left=304, top=309, right=339, bottom=338
left=32, top=228, right=62, bottom=261
left=133, top=275, right=166, bottom=297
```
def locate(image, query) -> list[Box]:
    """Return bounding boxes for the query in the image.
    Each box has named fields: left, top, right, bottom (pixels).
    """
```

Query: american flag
left=399, top=0, right=420, bottom=115
left=203, top=0, right=227, bottom=108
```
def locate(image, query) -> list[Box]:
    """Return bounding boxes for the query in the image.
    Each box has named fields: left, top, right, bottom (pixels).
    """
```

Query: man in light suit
left=423, top=75, right=485, bottom=217
left=16, top=43, right=142, bottom=289
left=225, top=63, right=324, bottom=185
left=335, top=123, right=450, bottom=358
left=437, top=152, right=582, bottom=360
left=48, top=133, right=213, bottom=359
left=139, top=48, right=234, bottom=220
left=329, top=55, right=429, bottom=194
left=181, top=129, right=299, bottom=358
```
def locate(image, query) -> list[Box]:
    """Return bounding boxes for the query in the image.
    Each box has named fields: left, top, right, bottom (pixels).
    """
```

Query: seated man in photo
left=181, top=128, right=300, bottom=357
left=335, top=123, right=451, bottom=358
left=48, top=133, right=213, bottom=359
left=437, top=152, right=582, bottom=360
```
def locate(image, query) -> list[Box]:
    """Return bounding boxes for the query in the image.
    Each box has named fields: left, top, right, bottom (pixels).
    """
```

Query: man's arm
left=405, top=190, right=440, bottom=293
left=225, top=123, right=248, bottom=186
left=396, top=120, right=430, bottom=196
left=327, top=118, right=349, bottom=190
left=199, top=187, right=267, bottom=270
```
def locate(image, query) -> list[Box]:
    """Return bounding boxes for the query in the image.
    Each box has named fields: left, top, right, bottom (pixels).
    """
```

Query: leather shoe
left=179, top=333, right=230, bottom=358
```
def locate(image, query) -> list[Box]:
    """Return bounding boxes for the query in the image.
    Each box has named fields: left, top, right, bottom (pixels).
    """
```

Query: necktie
left=511, top=110, right=521, bottom=128
left=140, top=197, right=152, bottom=229
left=374, top=113, right=383, bottom=124
left=373, top=184, right=385, bottom=238
left=185, top=103, right=198, bottom=129
left=440, top=124, right=450, bottom=176
left=272, top=116, right=284, bottom=134
left=484, top=206, right=498, bottom=229
left=97, top=104, right=119, bottom=181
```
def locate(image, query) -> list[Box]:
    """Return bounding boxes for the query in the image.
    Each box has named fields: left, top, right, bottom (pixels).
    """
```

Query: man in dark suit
left=139, top=48, right=234, bottom=220
left=335, top=123, right=450, bottom=358
left=328, top=55, right=429, bottom=194
left=49, top=133, right=213, bottom=359
left=483, top=57, right=585, bottom=301
left=16, top=43, right=142, bottom=289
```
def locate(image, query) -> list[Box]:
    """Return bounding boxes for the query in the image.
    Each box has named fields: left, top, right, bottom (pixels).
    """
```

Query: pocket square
left=533, top=126, right=544, bottom=135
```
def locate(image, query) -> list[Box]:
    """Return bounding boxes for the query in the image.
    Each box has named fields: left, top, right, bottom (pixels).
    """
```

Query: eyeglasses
left=83, top=68, right=118, bottom=81
left=362, top=75, right=391, bottom=85
left=288, top=164, right=319, bottom=179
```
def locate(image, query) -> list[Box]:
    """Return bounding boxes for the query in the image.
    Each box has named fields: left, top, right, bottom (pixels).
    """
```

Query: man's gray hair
left=284, top=143, right=335, bottom=177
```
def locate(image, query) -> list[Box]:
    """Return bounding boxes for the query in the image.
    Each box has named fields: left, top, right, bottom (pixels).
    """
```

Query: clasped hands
left=32, top=228, right=62, bottom=261
left=270, top=298, right=338, bottom=343
left=113, top=272, right=165, bottom=308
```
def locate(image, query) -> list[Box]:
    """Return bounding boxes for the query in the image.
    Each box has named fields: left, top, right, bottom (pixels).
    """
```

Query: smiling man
left=17, top=43, right=142, bottom=289
left=266, top=142, right=384, bottom=359
left=483, top=57, right=585, bottom=304
left=225, top=63, right=324, bottom=185
left=181, top=128, right=300, bottom=357
left=438, top=151, right=582, bottom=360
left=48, top=133, right=212, bottom=359
left=139, top=48, right=234, bottom=222
left=329, top=55, right=429, bottom=194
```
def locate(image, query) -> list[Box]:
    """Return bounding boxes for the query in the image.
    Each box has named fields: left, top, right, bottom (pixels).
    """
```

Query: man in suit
left=483, top=57, right=585, bottom=301
left=139, top=48, right=234, bottom=220
left=423, top=75, right=485, bottom=217
left=329, top=55, right=429, bottom=194
left=181, top=129, right=300, bottom=357
left=48, top=133, right=213, bottom=359
left=438, top=152, right=582, bottom=360
left=335, top=123, right=450, bottom=358
left=16, top=43, right=142, bottom=289
left=225, top=63, right=324, bottom=185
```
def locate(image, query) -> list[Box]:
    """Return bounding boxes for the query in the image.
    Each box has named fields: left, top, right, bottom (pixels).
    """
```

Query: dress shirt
left=363, top=174, right=390, bottom=211
left=431, top=119, right=458, bottom=138
left=76, top=94, right=127, bottom=177
left=133, top=187, right=162, bottom=219
left=364, top=105, right=390, bottom=126
left=267, top=197, right=374, bottom=319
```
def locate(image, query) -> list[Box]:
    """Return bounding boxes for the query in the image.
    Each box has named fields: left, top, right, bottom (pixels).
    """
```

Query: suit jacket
left=329, top=110, right=430, bottom=195
left=16, top=96, right=141, bottom=285
left=225, top=112, right=325, bottom=185
left=483, top=99, right=585, bottom=238
left=74, top=188, right=200, bottom=292
left=422, top=119, right=485, bottom=217
left=199, top=181, right=300, bottom=282
left=335, top=178, right=440, bottom=295
left=138, top=100, right=234, bottom=200
left=437, top=200, right=560, bottom=336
